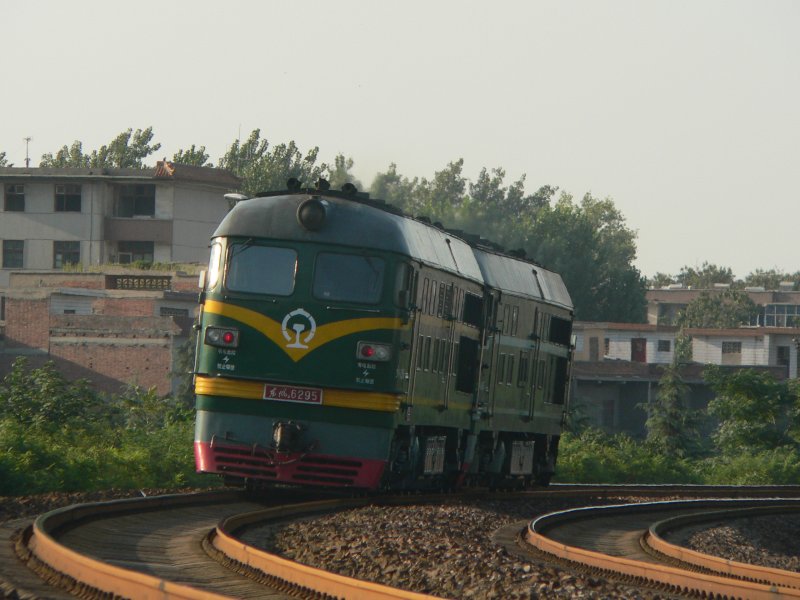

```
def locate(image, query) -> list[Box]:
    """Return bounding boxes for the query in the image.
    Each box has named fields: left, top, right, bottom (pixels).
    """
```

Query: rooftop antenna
left=23, top=136, right=32, bottom=168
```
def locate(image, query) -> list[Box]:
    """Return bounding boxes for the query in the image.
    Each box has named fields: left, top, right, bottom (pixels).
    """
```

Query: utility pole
left=23, top=137, right=32, bottom=168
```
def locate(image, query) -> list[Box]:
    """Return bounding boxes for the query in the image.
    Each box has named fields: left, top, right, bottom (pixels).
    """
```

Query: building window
left=721, top=341, right=742, bottom=354
left=53, top=241, right=81, bottom=268
left=117, top=241, right=154, bottom=264
left=55, top=184, right=82, bottom=212
left=777, top=345, right=790, bottom=367
left=657, top=339, right=671, bottom=352
left=4, top=184, right=24, bottom=211
left=2, top=240, right=23, bottom=268
left=117, top=184, right=156, bottom=217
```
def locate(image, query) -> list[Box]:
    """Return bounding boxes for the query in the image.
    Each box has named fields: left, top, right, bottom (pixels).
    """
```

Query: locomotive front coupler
left=272, top=420, right=308, bottom=453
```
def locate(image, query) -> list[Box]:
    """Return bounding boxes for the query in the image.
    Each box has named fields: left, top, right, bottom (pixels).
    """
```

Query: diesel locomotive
left=193, top=180, right=574, bottom=490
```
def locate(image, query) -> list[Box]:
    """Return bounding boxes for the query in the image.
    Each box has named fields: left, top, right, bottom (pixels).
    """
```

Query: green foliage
left=217, top=129, right=328, bottom=196
left=40, top=127, right=161, bottom=169
left=676, top=262, right=735, bottom=289
left=704, top=366, right=797, bottom=454
left=0, top=357, right=207, bottom=496
left=0, top=151, right=7, bottom=167
left=640, top=364, right=702, bottom=458
left=744, top=269, right=800, bottom=291
left=696, top=447, right=800, bottom=485
left=369, top=163, right=421, bottom=211
left=676, top=289, right=759, bottom=328
left=555, top=429, right=699, bottom=484
left=173, top=145, right=212, bottom=167
left=326, top=153, right=362, bottom=190
left=0, top=358, right=103, bottom=431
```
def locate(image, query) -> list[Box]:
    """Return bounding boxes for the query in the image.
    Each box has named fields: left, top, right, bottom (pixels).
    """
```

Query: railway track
left=522, top=498, right=800, bottom=599
left=2, top=485, right=800, bottom=599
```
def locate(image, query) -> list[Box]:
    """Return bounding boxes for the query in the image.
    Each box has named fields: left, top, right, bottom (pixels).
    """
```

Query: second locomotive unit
left=194, top=180, right=573, bottom=490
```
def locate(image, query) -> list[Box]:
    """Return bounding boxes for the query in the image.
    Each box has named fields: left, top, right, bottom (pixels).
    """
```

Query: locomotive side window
left=462, top=293, right=483, bottom=328
left=206, top=242, right=222, bottom=289
left=313, top=253, right=385, bottom=304
left=549, top=316, right=572, bottom=346
left=455, top=336, right=479, bottom=394
left=226, top=244, right=297, bottom=295
left=550, top=356, right=568, bottom=405
left=395, top=263, right=415, bottom=308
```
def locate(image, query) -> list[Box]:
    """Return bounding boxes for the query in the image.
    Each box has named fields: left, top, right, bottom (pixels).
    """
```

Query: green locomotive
left=194, top=181, right=573, bottom=490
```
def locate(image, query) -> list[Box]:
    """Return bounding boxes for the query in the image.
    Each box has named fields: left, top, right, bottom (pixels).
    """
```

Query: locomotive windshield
left=313, top=252, right=385, bottom=304
left=226, top=243, right=297, bottom=295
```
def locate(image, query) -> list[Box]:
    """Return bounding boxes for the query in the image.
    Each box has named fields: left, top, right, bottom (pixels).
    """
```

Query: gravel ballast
left=683, top=513, right=800, bottom=573
left=249, top=496, right=679, bottom=599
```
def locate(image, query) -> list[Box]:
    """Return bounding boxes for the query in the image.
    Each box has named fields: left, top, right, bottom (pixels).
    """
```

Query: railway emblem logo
left=281, top=308, right=317, bottom=349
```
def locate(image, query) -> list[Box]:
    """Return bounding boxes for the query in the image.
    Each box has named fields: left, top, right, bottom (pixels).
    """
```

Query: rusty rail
left=25, top=490, right=241, bottom=600
left=526, top=498, right=800, bottom=600
left=645, top=504, right=800, bottom=589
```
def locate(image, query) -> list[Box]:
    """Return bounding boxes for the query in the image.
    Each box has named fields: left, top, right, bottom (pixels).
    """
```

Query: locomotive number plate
left=263, top=384, right=323, bottom=404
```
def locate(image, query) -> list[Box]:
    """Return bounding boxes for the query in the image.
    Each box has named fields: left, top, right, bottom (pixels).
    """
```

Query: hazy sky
left=2, top=1, right=798, bottom=279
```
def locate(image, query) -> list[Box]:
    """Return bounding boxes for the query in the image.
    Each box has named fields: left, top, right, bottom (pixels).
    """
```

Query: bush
left=696, top=447, right=800, bottom=485
left=555, top=429, right=699, bottom=484
left=0, top=358, right=209, bottom=496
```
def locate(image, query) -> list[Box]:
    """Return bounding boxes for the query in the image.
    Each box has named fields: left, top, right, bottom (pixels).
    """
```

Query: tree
left=705, top=366, right=798, bottom=455
left=173, top=145, right=211, bottom=167
left=676, top=262, right=735, bottom=289
left=743, top=269, right=800, bottom=291
left=525, top=192, right=647, bottom=322
left=40, top=127, right=161, bottom=169
left=648, top=272, right=676, bottom=288
left=326, top=153, right=362, bottom=190
left=640, top=363, right=700, bottom=457
left=0, top=151, right=7, bottom=167
left=677, top=289, right=759, bottom=328
left=217, top=129, right=327, bottom=195
left=458, top=167, right=548, bottom=249
left=369, top=163, right=421, bottom=212
left=409, top=159, right=467, bottom=223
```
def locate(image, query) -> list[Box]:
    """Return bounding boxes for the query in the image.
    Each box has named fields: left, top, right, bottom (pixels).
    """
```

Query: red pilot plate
left=263, top=384, right=323, bottom=404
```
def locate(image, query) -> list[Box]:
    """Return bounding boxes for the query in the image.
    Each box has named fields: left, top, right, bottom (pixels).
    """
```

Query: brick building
left=0, top=270, right=200, bottom=395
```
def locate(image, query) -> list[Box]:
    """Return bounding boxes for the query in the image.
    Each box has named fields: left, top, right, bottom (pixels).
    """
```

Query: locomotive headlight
left=205, top=326, right=240, bottom=348
left=297, top=198, right=327, bottom=231
left=357, top=341, right=392, bottom=362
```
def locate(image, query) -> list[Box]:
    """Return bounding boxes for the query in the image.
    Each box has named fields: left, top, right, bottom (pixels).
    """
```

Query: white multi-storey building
left=0, top=161, right=240, bottom=319
left=0, top=162, right=239, bottom=280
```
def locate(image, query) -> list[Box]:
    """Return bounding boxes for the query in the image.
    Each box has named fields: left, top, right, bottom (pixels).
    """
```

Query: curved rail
left=526, top=498, right=800, bottom=600
left=646, top=504, right=800, bottom=589
left=14, top=486, right=800, bottom=599
left=210, top=497, right=442, bottom=599
left=19, top=490, right=447, bottom=600
left=23, top=490, right=242, bottom=600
